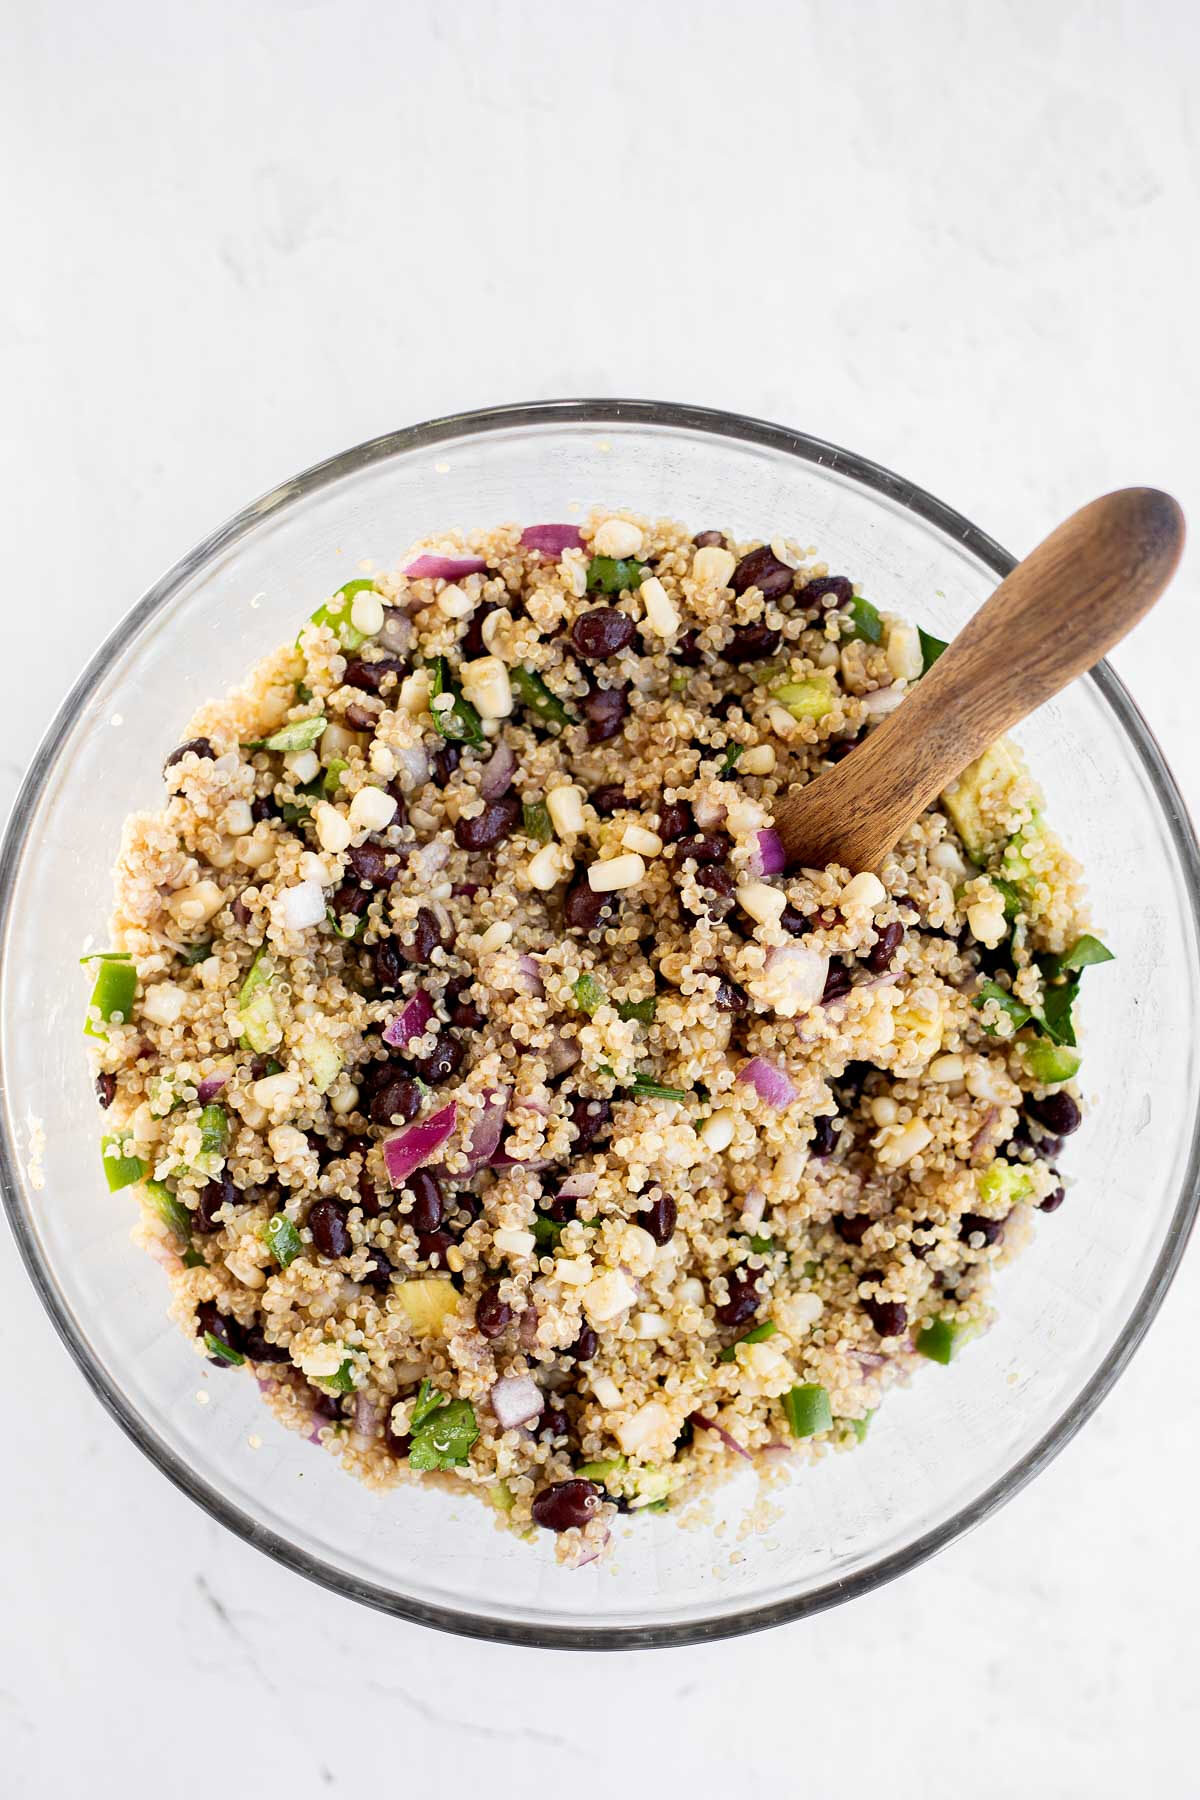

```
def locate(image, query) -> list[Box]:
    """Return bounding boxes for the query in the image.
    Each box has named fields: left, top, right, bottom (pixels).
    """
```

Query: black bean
left=370, top=1075, right=423, bottom=1128
left=195, top=1300, right=243, bottom=1361
left=644, top=1194, right=677, bottom=1245
left=572, top=607, right=636, bottom=661
left=475, top=1286, right=513, bottom=1339
left=357, top=1164, right=387, bottom=1216
left=837, top=1060, right=874, bottom=1097
left=1039, top=1186, right=1066, bottom=1213
left=780, top=904, right=809, bottom=936
left=461, top=601, right=499, bottom=659
left=725, top=622, right=783, bottom=662
left=250, top=795, right=276, bottom=823
left=715, top=978, right=749, bottom=1013
left=822, top=963, right=853, bottom=1003
left=811, top=1114, right=839, bottom=1158
left=330, top=882, right=369, bottom=926
left=589, top=783, right=629, bottom=816
left=417, top=1229, right=456, bottom=1267
left=532, top=1479, right=600, bottom=1533
left=345, top=702, right=378, bottom=731
left=342, top=656, right=406, bottom=693
left=569, top=1325, right=598, bottom=1361
left=568, top=1095, right=611, bottom=1148
left=1025, top=1092, right=1082, bottom=1137
left=582, top=683, right=628, bottom=743
left=454, top=794, right=521, bottom=851
left=545, top=1189, right=575, bottom=1224
left=310, top=1386, right=341, bottom=1421
left=826, top=731, right=864, bottom=764
left=362, top=1246, right=394, bottom=1290
left=867, top=922, right=905, bottom=973
left=95, top=1071, right=116, bottom=1109
left=407, top=1169, right=444, bottom=1232
left=691, top=864, right=735, bottom=916
left=714, top=1268, right=760, bottom=1328
left=657, top=801, right=692, bottom=843
left=385, top=783, right=409, bottom=828
left=673, top=629, right=705, bottom=667
left=308, top=1199, right=351, bottom=1259
left=433, top=743, right=461, bottom=785
left=231, top=893, right=252, bottom=928
left=372, top=938, right=403, bottom=992
left=908, top=1220, right=936, bottom=1258
left=675, top=830, right=731, bottom=864
left=730, top=546, right=795, bottom=600
left=164, top=737, right=215, bottom=771
left=693, top=529, right=728, bottom=549
left=959, top=1212, right=1006, bottom=1245
left=444, top=977, right=484, bottom=1030
left=564, top=880, right=615, bottom=932
left=347, top=841, right=401, bottom=885
left=412, top=1033, right=466, bottom=1085
left=541, top=1406, right=569, bottom=1442
left=195, top=1171, right=236, bottom=1234
left=399, top=907, right=444, bottom=964
left=801, top=576, right=853, bottom=611
left=835, top=1212, right=871, bottom=1245
left=240, top=1323, right=290, bottom=1363
left=864, top=1296, right=908, bottom=1337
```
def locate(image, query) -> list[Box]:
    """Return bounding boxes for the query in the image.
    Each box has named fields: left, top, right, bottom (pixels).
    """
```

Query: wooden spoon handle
left=773, top=487, right=1185, bottom=872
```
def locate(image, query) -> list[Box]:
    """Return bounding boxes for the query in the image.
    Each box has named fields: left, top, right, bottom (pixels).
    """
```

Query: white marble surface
left=3, top=2, right=1199, bottom=1793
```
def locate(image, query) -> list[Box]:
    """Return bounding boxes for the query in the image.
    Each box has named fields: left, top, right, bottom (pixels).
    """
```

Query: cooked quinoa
left=85, top=510, right=1110, bottom=1563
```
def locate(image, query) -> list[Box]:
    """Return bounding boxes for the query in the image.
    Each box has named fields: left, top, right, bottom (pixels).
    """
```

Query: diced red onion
left=851, top=969, right=903, bottom=997
left=488, top=1149, right=552, bottom=1171
left=404, top=553, right=488, bottom=580
left=736, top=1056, right=798, bottom=1109
left=515, top=954, right=544, bottom=996
left=739, top=1186, right=767, bottom=1229
left=851, top=1350, right=888, bottom=1371
left=520, top=523, right=585, bottom=556
left=749, top=828, right=786, bottom=877
left=545, top=1030, right=581, bottom=1076
left=196, top=1073, right=227, bottom=1102
left=518, top=1308, right=540, bottom=1351
left=556, top=1171, right=599, bottom=1201
left=970, top=1105, right=1000, bottom=1156
left=354, top=1393, right=381, bottom=1437
left=383, top=1102, right=457, bottom=1187
left=480, top=737, right=516, bottom=799
left=452, top=882, right=483, bottom=899
left=513, top=1093, right=550, bottom=1118
left=393, top=744, right=432, bottom=793
left=568, top=1526, right=611, bottom=1569
left=463, top=1087, right=510, bottom=1173
left=382, top=989, right=434, bottom=1050
left=490, top=1373, right=543, bottom=1429
left=763, top=944, right=829, bottom=1014
left=689, top=1412, right=752, bottom=1461
left=378, top=609, right=414, bottom=655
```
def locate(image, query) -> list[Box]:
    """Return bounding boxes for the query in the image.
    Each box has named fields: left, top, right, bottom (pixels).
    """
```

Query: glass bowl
left=2, top=400, right=1197, bottom=1650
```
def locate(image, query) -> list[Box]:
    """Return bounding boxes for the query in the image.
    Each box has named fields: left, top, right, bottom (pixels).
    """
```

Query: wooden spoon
left=772, top=488, right=1185, bottom=872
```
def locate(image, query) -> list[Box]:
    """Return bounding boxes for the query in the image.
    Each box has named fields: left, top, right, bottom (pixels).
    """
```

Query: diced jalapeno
left=511, top=665, right=576, bottom=732
left=772, top=677, right=835, bottom=720
left=308, top=579, right=376, bottom=653
left=586, top=555, right=644, bottom=595
left=429, top=656, right=485, bottom=747
left=522, top=800, right=553, bottom=843
left=263, top=1213, right=303, bottom=1267
left=916, top=1317, right=971, bottom=1364
left=101, top=1136, right=146, bottom=1191
left=718, top=1319, right=778, bottom=1362
left=258, top=716, right=327, bottom=754
left=844, top=596, right=883, bottom=644
left=198, top=1104, right=228, bottom=1157
left=84, top=957, right=137, bottom=1035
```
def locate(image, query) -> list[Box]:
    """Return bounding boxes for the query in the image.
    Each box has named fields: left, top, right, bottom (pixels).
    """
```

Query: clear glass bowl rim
left=3, top=397, right=1197, bottom=1651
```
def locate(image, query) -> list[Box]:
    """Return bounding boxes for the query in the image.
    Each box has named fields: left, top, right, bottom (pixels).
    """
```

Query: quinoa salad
left=85, top=511, right=1112, bottom=1563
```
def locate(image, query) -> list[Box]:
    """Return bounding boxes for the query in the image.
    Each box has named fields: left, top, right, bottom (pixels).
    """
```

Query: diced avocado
left=628, top=1466, right=678, bottom=1509
left=576, top=1456, right=627, bottom=1487
left=236, top=950, right=281, bottom=1054
left=392, top=1278, right=459, bottom=1336
left=916, top=1317, right=972, bottom=1364
left=977, top=1159, right=1035, bottom=1208
left=942, top=740, right=1025, bottom=863
left=772, top=677, right=836, bottom=721
left=1017, top=1039, right=1082, bottom=1085
left=300, top=1034, right=342, bottom=1094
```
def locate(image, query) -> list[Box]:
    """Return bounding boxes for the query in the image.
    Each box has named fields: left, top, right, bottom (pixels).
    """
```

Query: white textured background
left=3, top=2, right=1199, bottom=1794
